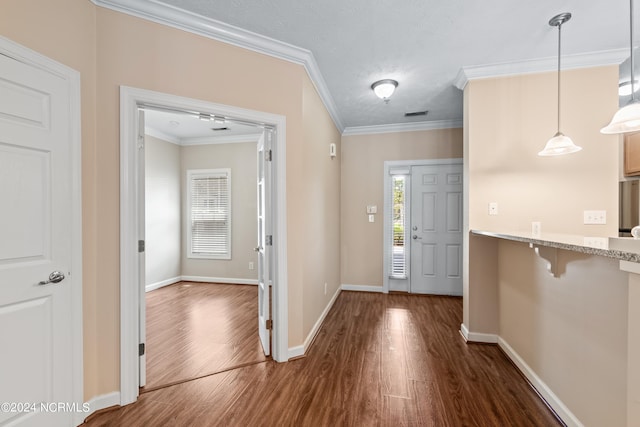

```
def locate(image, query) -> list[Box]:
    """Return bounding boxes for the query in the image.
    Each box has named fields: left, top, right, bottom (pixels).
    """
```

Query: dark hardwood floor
left=143, top=282, right=266, bottom=391
left=85, top=291, right=561, bottom=426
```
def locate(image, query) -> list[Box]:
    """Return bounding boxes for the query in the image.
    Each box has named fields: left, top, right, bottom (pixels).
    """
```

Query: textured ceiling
left=149, top=0, right=631, bottom=129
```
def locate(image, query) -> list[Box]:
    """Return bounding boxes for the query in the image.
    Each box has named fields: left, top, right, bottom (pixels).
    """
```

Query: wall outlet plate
left=584, top=210, right=606, bottom=225
left=488, top=202, right=498, bottom=215
left=532, top=221, right=541, bottom=237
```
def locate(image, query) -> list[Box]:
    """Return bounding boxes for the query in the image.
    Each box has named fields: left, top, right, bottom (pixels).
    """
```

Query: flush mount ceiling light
left=371, top=79, right=398, bottom=102
left=538, top=12, right=582, bottom=156
left=602, top=0, right=640, bottom=134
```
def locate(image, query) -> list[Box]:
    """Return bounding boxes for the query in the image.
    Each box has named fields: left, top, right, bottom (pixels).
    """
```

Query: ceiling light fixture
left=371, top=79, right=398, bottom=102
left=538, top=12, right=582, bottom=156
left=602, top=0, right=640, bottom=134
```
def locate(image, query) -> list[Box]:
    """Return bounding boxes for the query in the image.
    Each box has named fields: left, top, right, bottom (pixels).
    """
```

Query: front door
left=410, top=164, right=463, bottom=295
left=256, top=129, right=273, bottom=356
left=0, top=46, right=79, bottom=425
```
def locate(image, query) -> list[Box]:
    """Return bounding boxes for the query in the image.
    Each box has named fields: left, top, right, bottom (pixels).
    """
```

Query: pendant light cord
left=557, top=21, right=562, bottom=134
left=631, top=0, right=636, bottom=102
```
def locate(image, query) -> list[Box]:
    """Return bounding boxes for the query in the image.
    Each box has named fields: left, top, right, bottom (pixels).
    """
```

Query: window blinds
left=188, top=169, right=231, bottom=259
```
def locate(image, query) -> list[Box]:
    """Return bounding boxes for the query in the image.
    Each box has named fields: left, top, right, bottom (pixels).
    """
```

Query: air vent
left=404, top=110, right=428, bottom=117
left=211, top=127, right=229, bottom=131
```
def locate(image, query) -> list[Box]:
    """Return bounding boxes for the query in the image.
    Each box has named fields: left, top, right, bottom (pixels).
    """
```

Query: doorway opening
left=140, top=106, right=269, bottom=391
left=119, top=87, right=288, bottom=405
left=383, top=159, right=463, bottom=295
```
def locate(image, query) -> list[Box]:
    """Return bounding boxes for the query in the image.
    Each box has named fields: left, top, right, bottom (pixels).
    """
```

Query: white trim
left=93, top=0, right=343, bottom=132
left=84, top=391, right=121, bottom=422
left=343, top=119, right=462, bottom=136
left=498, top=337, right=582, bottom=427
left=180, top=275, right=258, bottom=285
left=288, top=286, right=341, bottom=359
left=341, top=284, right=385, bottom=293
left=454, top=48, right=629, bottom=90
left=0, top=36, right=84, bottom=426
left=288, top=345, right=305, bottom=359
left=120, top=86, right=289, bottom=406
left=145, top=276, right=182, bottom=292
left=459, top=323, right=499, bottom=344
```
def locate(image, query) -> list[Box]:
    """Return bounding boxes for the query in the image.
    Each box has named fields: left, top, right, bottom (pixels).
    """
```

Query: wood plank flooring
left=85, top=291, right=561, bottom=426
left=143, top=282, right=266, bottom=391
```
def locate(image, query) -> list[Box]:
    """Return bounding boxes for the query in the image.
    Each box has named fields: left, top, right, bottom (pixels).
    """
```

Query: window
left=390, top=174, right=408, bottom=278
left=187, top=168, right=231, bottom=259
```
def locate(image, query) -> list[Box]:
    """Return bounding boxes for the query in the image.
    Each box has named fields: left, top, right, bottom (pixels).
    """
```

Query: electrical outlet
left=249, top=262, right=254, bottom=270
left=488, top=202, right=498, bottom=216
left=583, top=210, right=606, bottom=225
left=368, top=214, right=375, bottom=223
left=324, top=282, right=327, bottom=295
left=583, top=237, right=608, bottom=249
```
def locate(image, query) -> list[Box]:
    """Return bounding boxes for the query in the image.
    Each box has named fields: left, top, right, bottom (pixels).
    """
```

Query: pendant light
left=601, top=0, right=640, bottom=134
left=539, top=13, right=582, bottom=156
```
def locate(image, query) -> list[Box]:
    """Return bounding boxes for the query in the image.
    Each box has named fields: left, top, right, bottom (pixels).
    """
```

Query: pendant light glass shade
left=601, top=101, right=640, bottom=134
left=538, top=132, right=582, bottom=156
left=602, top=0, right=640, bottom=134
left=539, top=13, right=582, bottom=157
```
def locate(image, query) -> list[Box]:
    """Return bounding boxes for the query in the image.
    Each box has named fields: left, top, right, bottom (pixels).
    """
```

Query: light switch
left=367, top=205, right=377, bottom=214
left=488, top=202, right=498, bottom=216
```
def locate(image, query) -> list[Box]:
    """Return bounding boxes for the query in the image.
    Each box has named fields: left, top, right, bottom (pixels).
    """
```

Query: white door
left=256, top=130, right=272, bottom=356
left=0, top=51, right=76, bottom=425
left=137, top=109, right=146, bottom=387
left=410, top=164, right=463, bottom=295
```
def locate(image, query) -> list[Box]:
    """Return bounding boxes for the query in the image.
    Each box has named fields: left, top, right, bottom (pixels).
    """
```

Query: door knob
left=412, top=226, right=418, bottom=231
left=412, top=235, right=422, bottom=240
left=39, top=271, right=65, bottom=285
left=254, top=246, right=262, bottom=252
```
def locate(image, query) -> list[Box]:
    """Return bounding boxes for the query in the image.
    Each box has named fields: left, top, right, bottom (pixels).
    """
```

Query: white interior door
left=137, top=109, right=146, bottom=387
left=0, top=51, right=76, bottom=426
left=410, top=164, right=463, bottom=295
left=256, top=130, right=272, bottom=356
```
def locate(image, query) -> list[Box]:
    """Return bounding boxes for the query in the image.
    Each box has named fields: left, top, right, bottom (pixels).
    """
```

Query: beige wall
left=181, top=142, right=258, bottom=280
left=1, top=0, right=341, bottom=401
left=301, top=76, right=342, bottom=338
left=340, top=129, right=463, bottom=287
left=145, top=135, right=182, bottom=286
left=467, top=66, right=620, bottom=236
left=498, top=240, right=628, bottom=426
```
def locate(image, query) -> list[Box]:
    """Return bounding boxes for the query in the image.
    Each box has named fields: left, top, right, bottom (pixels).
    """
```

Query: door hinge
left=266, top=319, right=272, bottom=330
left=139, top=343, right=145, bottom=356
left=265, top=235, right=273, bottom=246
left=265, top=149, right=272, bottom=161
left=138, top=240, right=145, bottom=253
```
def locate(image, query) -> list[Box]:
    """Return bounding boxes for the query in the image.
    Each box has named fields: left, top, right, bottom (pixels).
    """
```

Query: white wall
left=145, top=135, right=181, bottom=287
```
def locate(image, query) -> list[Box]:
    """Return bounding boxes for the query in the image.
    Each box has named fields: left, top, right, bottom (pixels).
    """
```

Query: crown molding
left=93, top=0, right=344, bottom=132
left=454, top=48, right=629, bottom=90
left=342, top=119, right=463, bottom=136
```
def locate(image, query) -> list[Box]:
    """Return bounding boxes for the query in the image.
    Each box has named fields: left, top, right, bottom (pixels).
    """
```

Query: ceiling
left=110, top=0, right=635, bottom=133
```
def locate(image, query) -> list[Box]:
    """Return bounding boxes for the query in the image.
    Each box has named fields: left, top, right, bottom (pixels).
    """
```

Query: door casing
left=119, top=86, right=288, bottom=405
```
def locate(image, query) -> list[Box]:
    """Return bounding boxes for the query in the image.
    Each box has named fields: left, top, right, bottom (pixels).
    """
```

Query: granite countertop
left=471, top=230, right=640, bottom=263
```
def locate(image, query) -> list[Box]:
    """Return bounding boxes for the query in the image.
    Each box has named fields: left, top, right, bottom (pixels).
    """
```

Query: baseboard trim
left=145, top=276, right=181, bottom=292
left=288, top=286, right=342, bottom=360
left=180, top=275, right=258, bottom=285
left=341, top=284, right=384, bottom=293
left=498, top=337, right=582, bottom=427
left=82, top=391, right=121, bottom=424
left=460, top=323, right=498, bottom=343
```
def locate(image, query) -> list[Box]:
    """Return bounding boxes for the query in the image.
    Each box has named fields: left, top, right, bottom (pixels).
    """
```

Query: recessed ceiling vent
left=404, top=110, right=428, bottom=117
left=211, top=127, right=229, bottom=131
